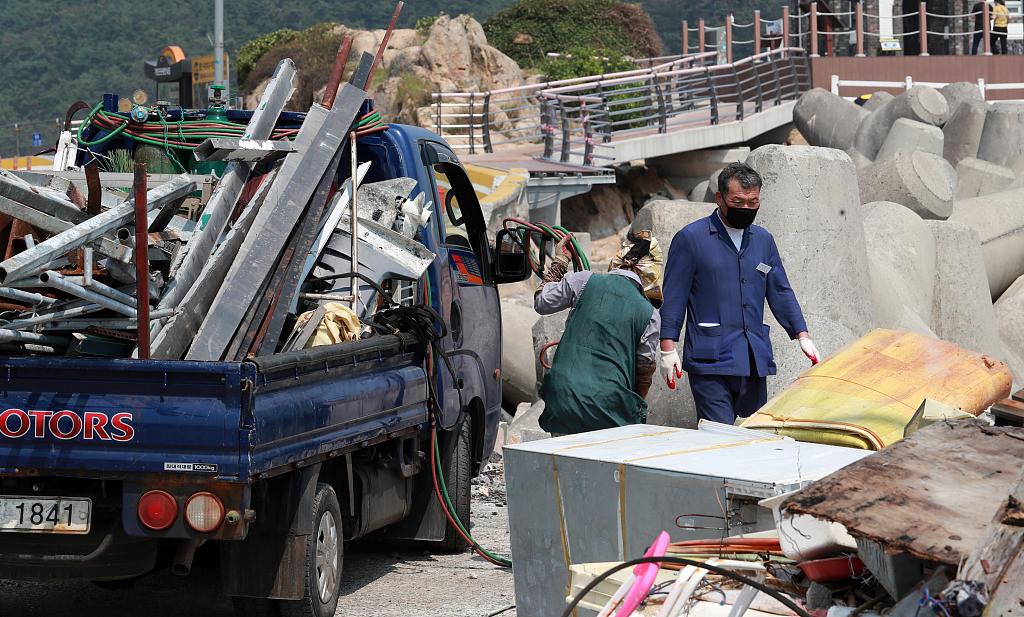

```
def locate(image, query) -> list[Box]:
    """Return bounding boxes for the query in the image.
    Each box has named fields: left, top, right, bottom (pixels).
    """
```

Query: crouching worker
left=534, top=231, right=663, bottom=436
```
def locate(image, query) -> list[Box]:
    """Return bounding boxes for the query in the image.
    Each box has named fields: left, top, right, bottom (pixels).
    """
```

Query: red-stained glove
left=659, top=348, right=683, bottom=389
left=799, top=337, right=820, bottom=365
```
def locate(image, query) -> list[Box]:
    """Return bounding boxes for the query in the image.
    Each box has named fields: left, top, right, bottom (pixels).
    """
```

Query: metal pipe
left=83, top=247, right=93, bottom=286
left=214, top=0, right=224, bottom=91
left=157, top=60, right=296, bottom=314
left=0, top=328, right=68, bottom=347
left=322, top=36, right=354, bottom=109
left=350, top=132, right=359, bottom=314
left=0, top=287, right=58, bottom=307
left=39, top=271, right=136, bottom=317
left=134, top=166, right=151, bottom=359
left=171, top=538, right=203, bottom=577
left=365, top=2, right=404, bottom=88
left=65, top=276, right=137, bottom=308
left=28, top=311, right=176, bottom=332
left=0, top=175, right=194, bottom=284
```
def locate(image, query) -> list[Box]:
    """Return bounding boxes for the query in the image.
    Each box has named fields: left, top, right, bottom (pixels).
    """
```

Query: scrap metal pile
left=0, top=4, right=432, bottom=360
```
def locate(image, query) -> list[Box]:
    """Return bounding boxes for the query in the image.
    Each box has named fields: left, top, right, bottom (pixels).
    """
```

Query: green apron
left=539, top=273, right=651, bottom=434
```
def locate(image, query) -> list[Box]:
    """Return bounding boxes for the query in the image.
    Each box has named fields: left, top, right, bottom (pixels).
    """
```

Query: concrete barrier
left=793, top=88, right=868, bottom=151
left=977, top=103, right=1024, bottom=173
left=853, top=86, right=950, bottom=161
left=746, top=145, right=875, bottom=398
left=956, top=157, right=1017, bottom=199
left=875, top=118, right=944, bottom=162
left=862, top=202, right=936, bottom=335
left=926, top=219, right=1009, bottom=366
left=859, top=150, right=956, bottom=220
left=994, top=274, right=1024, bottom=384
left=949, top=187, right=1024, bottom=299
left=942, top=99, right=988, bottom=167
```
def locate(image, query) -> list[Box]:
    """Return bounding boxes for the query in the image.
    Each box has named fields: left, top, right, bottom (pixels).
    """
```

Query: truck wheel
left=280, top=482, right=343, bottom=617
left=436, top=417, right=472, bottom=553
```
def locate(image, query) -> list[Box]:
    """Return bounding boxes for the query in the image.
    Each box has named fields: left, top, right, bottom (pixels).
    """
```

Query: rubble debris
left=742, top=329, right=1011, bottom=449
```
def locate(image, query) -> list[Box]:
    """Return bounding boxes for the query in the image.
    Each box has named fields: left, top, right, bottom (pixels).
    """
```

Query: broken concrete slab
left=926, top=219, right=1008, bottom=361
left=793, top=88, right=868, bottom=151
left=746, top=145, right=875, bottom=398
left=955, top=157, right=1016, bottom=199
left=505, top=400, right=550, bottom=445
left=861, top=202, right=936, bottom=335
left=858, top=150, right=956, bottom=220
left=942, top=99, right=988, bottom=167
left=948, top=187, right=1024, bottom=299
left=852, top=85, right=950, bottom=160
left=874, top=118, right=944, bottom=162
left=977, top=102, right=1024, bottom=173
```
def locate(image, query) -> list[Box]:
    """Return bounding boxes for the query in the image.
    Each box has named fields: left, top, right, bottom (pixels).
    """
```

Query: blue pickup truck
left=0, top=123, right=531, bottom=617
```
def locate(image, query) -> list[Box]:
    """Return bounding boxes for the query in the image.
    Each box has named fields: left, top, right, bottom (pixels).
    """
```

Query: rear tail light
left=184, top=492, right=225, bottom=533
left=138, top=490, right=177, bottom=530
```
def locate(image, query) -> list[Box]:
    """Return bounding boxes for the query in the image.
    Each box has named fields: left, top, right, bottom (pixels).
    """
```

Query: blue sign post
left=31, top=132, right=43, bottom=148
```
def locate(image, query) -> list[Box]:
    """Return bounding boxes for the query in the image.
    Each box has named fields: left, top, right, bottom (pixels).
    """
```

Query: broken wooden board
left=781, top=419, right=1024, bottom=566
left=957, top=472, right=1024, bottom=612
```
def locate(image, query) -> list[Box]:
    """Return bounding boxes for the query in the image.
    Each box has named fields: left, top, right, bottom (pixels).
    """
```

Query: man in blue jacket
left=658, top=162, right=820, bottom=424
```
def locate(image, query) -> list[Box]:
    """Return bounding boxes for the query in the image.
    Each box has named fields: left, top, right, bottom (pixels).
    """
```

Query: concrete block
left=949, top=187, right=1024, bottom=300
left=941, top=81, right=985, bottom=114
left=942, top=99, right=988, bottom=167
left=688, top=180, right=710, bottom=202
left=793, top=88, right=869, bottom=150
left=861, top=202, right=936, bottom=335
left=505, top=400, right=550, bottom=445
left=977, top=102, right=1024, bottom=173
left=853, top=86, right=950, bottom=161
left=862, top=91, right=895, bottom=112
left=875, top=118, right=944, bottom=162
left=994, top=274, right=1024, bottom=385
left=746, top=145, right=875, bottom=398
left=704, top=169, right=722, bottom=202
left=532, top=312, right=567, bottom=395
left=652, top=147, right=750, bottom=180
left=926, top=220, right=1008, bottom=364
left=859, top=150, right=956, bottom=220
left=631, top=199, right=716, bottom=249
left=500, top=301, right=540, bottom=408
left=955, top=157, right=1016, bottom=199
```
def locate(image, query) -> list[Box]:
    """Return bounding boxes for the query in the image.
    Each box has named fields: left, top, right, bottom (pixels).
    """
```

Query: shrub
left=415, top=13, right=443, bottom=36
left=539, top=47, right=635, bottom=81
left=237, top=28, right=299, bottom=83
left=242, top=23, right=344, bottom=110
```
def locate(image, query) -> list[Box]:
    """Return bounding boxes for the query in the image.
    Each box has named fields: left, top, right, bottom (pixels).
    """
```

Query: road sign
left=31, top=133, right=43, bottom=147
left=192, top=53, right=231, bottom=84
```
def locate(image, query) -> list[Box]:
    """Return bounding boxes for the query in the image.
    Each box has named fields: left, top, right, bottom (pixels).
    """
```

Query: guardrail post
left=482, top=92, right=493, bottom=153
left=770, top=53, right=783, bottom=105
left=810, top=2, right=819, bottom=58
left=726, top=14, right=734, bottom=64
left=754, top=61, right=764, bottom=113
left=855, top=2, right=865, bottom=57
left=699, top=19, right=706, bottom=56
left=581, top=100, right=594, bottom=166
left=782, top=6, right=790, bottom=49
left=734, top=65, right=744, bottom=121
left=468, top=93, right=477, bottom=155
left=706, top=68, right=719, bottom=125
left=599, top=95, right=612, bottom=143
left=434, top=95, right=442, bottom=136
left=754, top=10, right=762, bottom=54
left=682, top=20, right=689, bottom=54
left=654, top=77, right=668, bottom=133
left=918, top=2, right=929, bottom=56
left=984, top=2, right=992, bottom=55
left=540, top=98, right=555, bottom=159
left=558, top=99, right=571, bottom=163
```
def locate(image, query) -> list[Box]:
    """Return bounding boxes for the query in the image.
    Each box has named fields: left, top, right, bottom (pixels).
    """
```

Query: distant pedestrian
left=972, top=1, right=987, bottom=54
left=992, top=0, right=1010, bottom=54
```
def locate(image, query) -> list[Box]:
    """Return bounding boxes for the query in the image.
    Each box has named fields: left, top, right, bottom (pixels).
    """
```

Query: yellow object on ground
left=741, top=329, right=1012, bottom=450
left=300, top=303, right=361, bottom=348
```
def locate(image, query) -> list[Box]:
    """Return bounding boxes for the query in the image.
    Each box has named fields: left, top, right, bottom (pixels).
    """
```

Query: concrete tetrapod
left=926, top=220, right=1011, bottom=374
left=862, top=91, right=894, bottom=112
left=688, top=180, right=710, bottom=202
left=940, top=81, right=985, bottom=113
left=861, top=202, right=936, bottom=336
left=955, top=157, right=1016, bottom=199
left=852, top=85, right=950, bottom=161
left=994, top=274, right=1024, bottom=384
left=859, top=150, right=956, bottom=220
left=793, top=88, right=868, bottom=151
left=948, top=187, right=1024, bottom=300
left=875, top=118, right=944, bottom=162
left=746, top=145, right=875, bottom=399
left=977, top=103, right=1024, bottom=173
left=501, top=300, right=540, bottom=409
left=942, top=99, right=988, bottom=167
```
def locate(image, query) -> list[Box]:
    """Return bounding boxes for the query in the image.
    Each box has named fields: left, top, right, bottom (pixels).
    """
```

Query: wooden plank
left=782, top=420, right=1024, bottom=566
left=959, top=473, right=1024, bottom=612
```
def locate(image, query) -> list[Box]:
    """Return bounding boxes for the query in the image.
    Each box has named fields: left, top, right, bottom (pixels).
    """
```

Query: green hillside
left=0, top=0, right=784, bottom=156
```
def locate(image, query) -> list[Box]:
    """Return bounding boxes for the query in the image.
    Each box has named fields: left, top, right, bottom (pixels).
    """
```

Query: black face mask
left=723, top=206, right=759, bottom=229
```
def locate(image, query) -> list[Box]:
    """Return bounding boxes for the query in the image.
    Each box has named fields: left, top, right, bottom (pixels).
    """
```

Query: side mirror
left=493, top=229, right=532, bottom=283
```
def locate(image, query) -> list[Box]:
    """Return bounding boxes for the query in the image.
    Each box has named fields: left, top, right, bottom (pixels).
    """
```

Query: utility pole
left=214, top=0, right=226, bottom=102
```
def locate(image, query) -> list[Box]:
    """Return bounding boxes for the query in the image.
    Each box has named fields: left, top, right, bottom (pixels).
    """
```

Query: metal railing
left=830, top=75, right=1024, bottom=100
left=431, top=48, right=811, bottom=165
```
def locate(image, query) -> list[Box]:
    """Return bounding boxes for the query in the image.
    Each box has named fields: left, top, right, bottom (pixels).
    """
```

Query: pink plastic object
left=614, top=531, right=671, bottom=617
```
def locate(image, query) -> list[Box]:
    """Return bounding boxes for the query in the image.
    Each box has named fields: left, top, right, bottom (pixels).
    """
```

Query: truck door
left=421, top=142, right=501, bottom=428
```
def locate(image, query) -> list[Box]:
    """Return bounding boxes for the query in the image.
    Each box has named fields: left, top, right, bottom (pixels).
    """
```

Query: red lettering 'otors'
left=0, top=409, right=29, bottom=438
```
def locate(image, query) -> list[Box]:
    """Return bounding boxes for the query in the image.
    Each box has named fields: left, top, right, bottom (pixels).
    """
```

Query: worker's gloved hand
left=799, top=337, right=820, bottom=365
left=555, top=233, right=573, bottom=259
left=658, top=348, right=683, bottom=389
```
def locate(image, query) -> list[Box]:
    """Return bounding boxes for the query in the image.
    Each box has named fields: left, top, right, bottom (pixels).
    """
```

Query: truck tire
left=435, top=417, right=472, bottom=553
left=280, top=482, right=344, bottom=617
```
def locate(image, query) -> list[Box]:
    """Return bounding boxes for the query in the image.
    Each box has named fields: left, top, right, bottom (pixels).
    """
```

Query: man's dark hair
left=717, top=162, right=763, bottom=196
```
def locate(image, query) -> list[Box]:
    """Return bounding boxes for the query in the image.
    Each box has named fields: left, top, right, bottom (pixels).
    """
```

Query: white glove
left=658, top=348, right=683, bottom=389
left=799, top=337, right=820, bottom=365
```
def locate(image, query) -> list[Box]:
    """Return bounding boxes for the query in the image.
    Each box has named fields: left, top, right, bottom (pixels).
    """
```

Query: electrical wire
left=559, top=556, right=812, bottom=617
left=502, top=218, right=590, bottom=275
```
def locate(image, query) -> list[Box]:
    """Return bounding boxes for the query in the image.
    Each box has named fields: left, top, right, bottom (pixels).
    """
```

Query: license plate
left=0, top=496, right=91, bottom=534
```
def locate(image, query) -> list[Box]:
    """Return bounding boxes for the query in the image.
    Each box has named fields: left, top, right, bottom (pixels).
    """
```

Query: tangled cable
left=502, top=217, right=591, bottom=275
